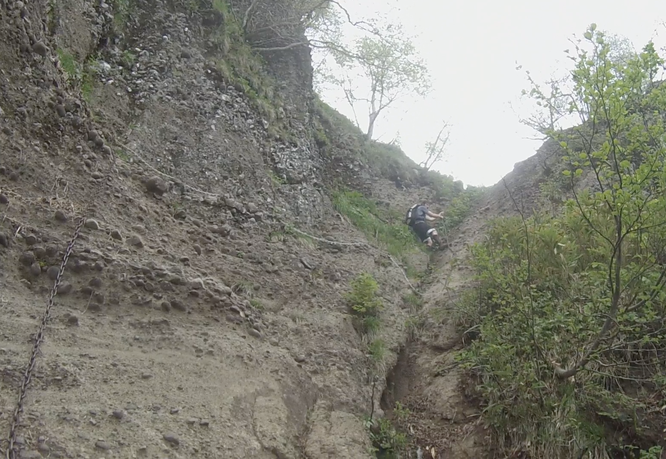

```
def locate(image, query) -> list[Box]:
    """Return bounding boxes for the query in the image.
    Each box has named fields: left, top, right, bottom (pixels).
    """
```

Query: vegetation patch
left=456, top=26, right=666, bottom=458
left=346, top=272, right=384, bottom=335
left=332, top=190, right=419, bottom=258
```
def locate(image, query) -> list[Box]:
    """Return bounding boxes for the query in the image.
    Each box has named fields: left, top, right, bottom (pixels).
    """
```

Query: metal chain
left=5, top=216, right=86, bottom=459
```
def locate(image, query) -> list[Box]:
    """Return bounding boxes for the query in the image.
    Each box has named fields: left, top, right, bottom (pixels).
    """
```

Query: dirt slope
left=0, top=0, right=435, bottom=457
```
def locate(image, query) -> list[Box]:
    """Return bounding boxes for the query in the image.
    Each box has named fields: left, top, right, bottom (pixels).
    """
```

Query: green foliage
left=364, top=417, right=408, bottom=458
left=402, top=292, right=423, bottom=310
left=110, top=0, right=133, bottom=32
left=56, top=48, right=98, bottom=102
left=368, top=338, right=386, bottom=363
left=346, top=272, right=383, bottom=319
left=249, top=298, right=264, bottom=310
left=460, top=26, right=666, bottom=457
left=439, top=186, right=484, bottom=233
left=56, top=48, right=77, bottom=77
left=325, top=21, right=430, bottom=139
left=332, top=190, right=418, bottom=258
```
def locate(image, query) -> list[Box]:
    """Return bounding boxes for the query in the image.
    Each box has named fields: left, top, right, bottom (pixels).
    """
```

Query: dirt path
left=377, top=196, right=505, bottom=458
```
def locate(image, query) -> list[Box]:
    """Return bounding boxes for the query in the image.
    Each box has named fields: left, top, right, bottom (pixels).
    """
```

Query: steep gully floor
left=378, top=210, right=493, bottom=459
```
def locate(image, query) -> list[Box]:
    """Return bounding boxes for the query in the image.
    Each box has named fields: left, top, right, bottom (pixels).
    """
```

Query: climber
left=405, top=202, right=445, bottom=248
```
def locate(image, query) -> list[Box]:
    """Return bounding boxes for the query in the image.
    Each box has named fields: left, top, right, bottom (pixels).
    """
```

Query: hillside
left=0, top=0, right=484, bottom=458
left=4, top=1, right=662, bottom=458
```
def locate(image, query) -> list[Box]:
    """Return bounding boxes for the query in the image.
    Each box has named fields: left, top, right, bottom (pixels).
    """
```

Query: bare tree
left=419, top=123, right=449, bottom=171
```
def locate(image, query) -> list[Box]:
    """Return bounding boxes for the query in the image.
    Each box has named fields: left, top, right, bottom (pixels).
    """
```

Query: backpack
left=405, top=205, right=426, bottom=227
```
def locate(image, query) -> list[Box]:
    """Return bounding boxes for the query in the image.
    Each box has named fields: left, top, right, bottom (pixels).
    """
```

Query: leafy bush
left=365, top=417, right=408, bottom=458
left=439, top=186, right=484, bottom=233
left=346, top=272, right=383, bottom=318
left=457, top=26, right=666, bottom=458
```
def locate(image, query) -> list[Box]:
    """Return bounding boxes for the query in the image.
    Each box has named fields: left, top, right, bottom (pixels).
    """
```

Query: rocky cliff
left=0, top=0, right=488, bottom=458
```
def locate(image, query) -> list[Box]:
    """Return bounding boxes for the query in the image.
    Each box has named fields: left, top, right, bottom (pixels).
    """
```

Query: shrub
left=346, top=272, right=383, bottom=320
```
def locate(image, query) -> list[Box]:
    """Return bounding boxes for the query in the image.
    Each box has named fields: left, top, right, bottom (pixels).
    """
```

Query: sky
left=316, top=1, right=666, bottom=187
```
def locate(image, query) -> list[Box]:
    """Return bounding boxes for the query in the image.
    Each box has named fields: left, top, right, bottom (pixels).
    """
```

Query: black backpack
left=405, top=204, right=424, bottom=227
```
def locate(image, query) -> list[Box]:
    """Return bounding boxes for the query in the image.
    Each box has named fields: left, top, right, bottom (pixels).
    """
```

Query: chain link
left=5, top=216, right=86, bottom=459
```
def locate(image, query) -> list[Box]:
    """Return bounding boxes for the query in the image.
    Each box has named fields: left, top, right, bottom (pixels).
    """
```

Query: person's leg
left=414, top=222, right=432, bottom=247
left=429, top=229, right=443, bottom=246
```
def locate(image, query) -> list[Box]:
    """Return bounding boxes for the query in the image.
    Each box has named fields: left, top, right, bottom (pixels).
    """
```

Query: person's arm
left=426, top=210, right=444, bottom=219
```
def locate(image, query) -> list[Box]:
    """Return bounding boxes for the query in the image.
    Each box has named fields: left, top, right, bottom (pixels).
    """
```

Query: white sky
left=317, top=1, right=666, bottom=187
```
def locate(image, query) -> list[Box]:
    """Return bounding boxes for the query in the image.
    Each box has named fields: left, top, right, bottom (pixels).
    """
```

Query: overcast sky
left=317, top=1, right=666, bottom=187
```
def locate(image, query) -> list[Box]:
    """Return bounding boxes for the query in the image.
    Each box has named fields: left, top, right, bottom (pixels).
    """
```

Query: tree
left=332, top=23, right=430, bottom=139
left=459, top=25, right=666, bottom=456
left=518, top=30, right=637, bottom=137
left=419, top=123, right=449, bottom=171
left=543, top=27, right=666, bottom=379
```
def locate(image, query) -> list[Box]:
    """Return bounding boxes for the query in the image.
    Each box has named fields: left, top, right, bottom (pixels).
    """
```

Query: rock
left=57, top=283, right=73, bottom=295
left=29, top=262, right=42, bottom=277
left=102, top=145, right=113, bottom=156
left=84, top=219, right=100, bottom=230
left=248, top=328, right=262, bottom=338
left=0, top=233, right=8, bottom=247
left=92, top=292, right=105, bottom=304
left=170, top=300, right=187, bottom=312
left=55, top=105, right=66, bottom=117
left=0, top=194, right=8, bottom=204
left=127, top=235, right=144, bottom=248
left=23, top=234, right=38, bottom=245
left=112, top=410, right=125, bottom=420
left=161, top=301, right=171, bottom=312
left=110, top=229, right=123, bottom=240
left=141, top=373, right=153, bottom=380
left=54, top=210, right=68, bottom=222
left=19, top=451, right=41, bottom=459
left=19, top=251, right=36, bottom=266
left=193, top=244, right=202, bottom=255
left=89, top=277, right=103, bottom=289
left=188, top=279, right=204, bottom=290
left=226, top=314, right=243, bottom=324
left=163, top=433, right=180, bottom=446
left=67, top=315, right=79, bottom=326
left=32, top=41, right=48, bottom=56
left=95, top=440, right=112, bottom=450
left=46, top=266, right=60, bottom=280
left=247, top=202, right=259, bottom=213
left=145, top=176, right=168, bottom=195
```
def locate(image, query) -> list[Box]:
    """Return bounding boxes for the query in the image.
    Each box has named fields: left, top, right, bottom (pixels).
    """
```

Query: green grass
left=368, top=338, right=386, bottom=363
left=332, top=190, right=419, bottom=257
left=56, top=48, right=77, bottom=78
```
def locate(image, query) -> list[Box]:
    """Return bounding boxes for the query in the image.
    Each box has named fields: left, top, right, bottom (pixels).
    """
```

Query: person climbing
left=405, top=202, right=445, bottom=248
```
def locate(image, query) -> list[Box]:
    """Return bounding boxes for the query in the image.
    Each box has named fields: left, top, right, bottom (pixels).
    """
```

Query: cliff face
left=0, top=0, right=466, bottom=457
